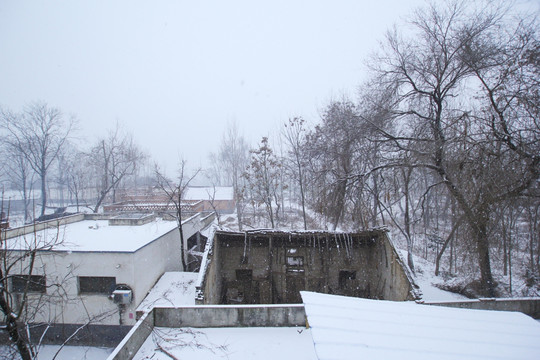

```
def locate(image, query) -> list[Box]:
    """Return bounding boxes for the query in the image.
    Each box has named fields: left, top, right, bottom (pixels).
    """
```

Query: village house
left=1, top=212, right=212, bottom=345
left=104, top=186, right=236, bottom=215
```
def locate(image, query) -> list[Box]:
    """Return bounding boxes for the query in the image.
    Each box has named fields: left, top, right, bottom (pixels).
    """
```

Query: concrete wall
left=107, top=311, right=154, bottom=360
left=2, top=213, right=85, bottom=239
left=133, top=228, right=182, bottom=308
left=424, top=298, right=540, bottom=319
left=154, top=304, right=306, bottom=328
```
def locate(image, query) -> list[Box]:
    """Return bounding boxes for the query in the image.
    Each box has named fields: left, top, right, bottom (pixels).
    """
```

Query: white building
left=2, top=213, right=208, bottom=327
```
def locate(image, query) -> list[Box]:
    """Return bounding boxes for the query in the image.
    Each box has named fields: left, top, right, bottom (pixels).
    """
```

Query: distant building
left=104, top=186, right=235, bottom=215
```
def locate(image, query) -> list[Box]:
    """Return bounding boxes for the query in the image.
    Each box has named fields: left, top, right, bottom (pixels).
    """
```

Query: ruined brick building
left=196, top=229, right=418, bottom=304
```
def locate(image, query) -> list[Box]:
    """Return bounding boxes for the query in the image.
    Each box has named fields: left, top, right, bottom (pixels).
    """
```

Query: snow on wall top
left=301, top=291, right=540, bottom=360
left=137, top=272, right=198, bottom=312
left=183, top=186, right=234, bottom=201
left=5, top=218, right=177, bottom=253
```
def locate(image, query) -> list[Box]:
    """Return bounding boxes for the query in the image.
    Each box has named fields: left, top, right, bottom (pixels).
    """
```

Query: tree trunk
left=474, top=220, right=496, bottom=297
left=177, top=203, right=187, bottom=271
left=40, top=170, right=47, bottom=217
left=298, top=166, right=307, bottom=230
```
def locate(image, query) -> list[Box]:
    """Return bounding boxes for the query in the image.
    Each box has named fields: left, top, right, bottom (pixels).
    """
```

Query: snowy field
left=133, top=326, right=317, bottom=360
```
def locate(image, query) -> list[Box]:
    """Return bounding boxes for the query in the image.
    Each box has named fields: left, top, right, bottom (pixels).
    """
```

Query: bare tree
left=154, top=159, right=200, bottom=270
left=89, top=124, right=146, bottom=213
left=1, top=144, right=35, bottom=223
left=371, top=1, right=539, bottom=296
left=211, top=122, right=250, bottom=230
left=64, top=150, right=91, bottom=212
left=305, top=100, right=360, bottom=230
left=0, top=102, right=75, bottom=217
left=283, top=117, right=308, bottom=230
left=243, top=137, right=282, bottom=229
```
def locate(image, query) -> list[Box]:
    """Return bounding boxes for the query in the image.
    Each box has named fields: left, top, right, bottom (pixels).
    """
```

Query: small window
left=11, top=275, right=46, bottom=293
left=235, top=269, right=252, bottom=281
left=339, top=271, right=356, bottom=289
left=78, top=276, right=116, bottom=295
left=286, top=256, right=304, bottom=266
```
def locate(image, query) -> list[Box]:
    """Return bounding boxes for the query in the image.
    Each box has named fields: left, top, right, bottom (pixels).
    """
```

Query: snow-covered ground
left=132, top=326, right=317, bottom=360
left=399, top=250, right=470, bottom=301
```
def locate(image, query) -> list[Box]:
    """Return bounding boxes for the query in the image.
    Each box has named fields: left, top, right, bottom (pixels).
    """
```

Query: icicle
left=347, top=233, right=353, bottom=259
left=342, top=233, right=350, bottom=258
left=243, top=232, right=248, bottom=259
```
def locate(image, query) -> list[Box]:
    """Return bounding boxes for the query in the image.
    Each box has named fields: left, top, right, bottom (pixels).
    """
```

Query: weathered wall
left=197, top=232, right=222, bottom=304
left=424, top=298, right=540, bottom=319
left=369, top=233, right=418, bottom=301
left=154, top=304, right=306, bottom=328
left=107, top=311, right=154, bottom=360
left=0, top=323, right=132, bottom=347
left=199, top=230, right=417, bottom=305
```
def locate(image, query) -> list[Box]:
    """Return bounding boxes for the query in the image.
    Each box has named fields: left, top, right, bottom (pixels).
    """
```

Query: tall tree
left=89, top=124, right=146, bottom=212
left=154, top=159, right=200, bottom=270
left=0, top=102, right=75, bottom=217
left=371, top=1, right=539, bottom=296
left=214, top=122, right=250, bottom=230
left=243, top=137, right=282, bottom=229
left=283, top=117, right=308, bottom=230
left=305, top=100, right=360, bottom=230
left=1, top=145, right=35, bottom=223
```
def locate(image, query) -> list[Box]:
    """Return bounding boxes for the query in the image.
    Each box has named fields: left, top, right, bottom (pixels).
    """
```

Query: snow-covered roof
left=6, top=218, right=177, bottom=253
left=137, top=272, right=198, bottom=312
left=301, top=291, right=540, bottom=360
left=183, top=186, right=234, bottom=201
left=132, top=326, right=316, bottom=360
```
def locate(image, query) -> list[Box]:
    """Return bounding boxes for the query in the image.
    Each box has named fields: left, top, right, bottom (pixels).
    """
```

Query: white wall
left=9, top=230, right=182, bottom=326
left=7, top=217, right=202, bottom=326
left=133, top=228, right=182, bottom=309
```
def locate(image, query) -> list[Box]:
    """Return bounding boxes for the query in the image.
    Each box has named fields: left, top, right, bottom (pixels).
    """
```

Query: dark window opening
left=11, top=275, right=46, bottom=293
left=235, top=269, right=252, bottom=281
left=339, top=271, right=356, bottom=289
left=79, top=276, right=116, bottom=295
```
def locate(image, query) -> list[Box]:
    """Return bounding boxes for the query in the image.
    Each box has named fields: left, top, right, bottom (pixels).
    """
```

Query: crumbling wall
left=200, top=230, right=417, bottom=305
left=369, top=233, right=418, bottom=301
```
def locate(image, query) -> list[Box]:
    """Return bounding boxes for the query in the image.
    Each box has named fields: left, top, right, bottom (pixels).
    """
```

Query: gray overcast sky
left=5, top=0, right=534, bottom=176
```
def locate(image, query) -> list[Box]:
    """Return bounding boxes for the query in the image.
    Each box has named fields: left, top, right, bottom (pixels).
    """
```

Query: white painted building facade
left=3, top=213, right=207, bottom=326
